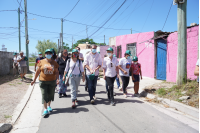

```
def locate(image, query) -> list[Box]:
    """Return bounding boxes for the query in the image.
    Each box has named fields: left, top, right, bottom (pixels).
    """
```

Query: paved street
left=10, top=66, right=198, bottom=133
left=37, top=83, right=197, bottom=133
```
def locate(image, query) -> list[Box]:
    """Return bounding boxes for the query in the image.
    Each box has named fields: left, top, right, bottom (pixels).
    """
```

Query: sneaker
left=21, top=79, right=23, bottom=82
left=47, top=107, right=53, bottom=112
left=63, top=93, right=67, bottom=97
left=119, top=88, right=122, bottom=91
left=72, top=102, right=76, bottom=108
left=75, top=100, right=78, bottom=105
left=133, top=93, right=139, bottom=97
left=90, top=99, right=95, bottom=104
left=93, top=96, right=96, bottom=100
left=42, top=110, right=49, bottom=116
left=59, top=94, right=62, bottom=98
left=124, top=94, right=127, bottom=98
left=113, top=92, right=116, bottom=96
left=110, top=101, right=115, bottom=106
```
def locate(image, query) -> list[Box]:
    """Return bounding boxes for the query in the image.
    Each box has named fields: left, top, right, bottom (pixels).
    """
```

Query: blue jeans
left=116, top=77, right=120, bottom=88
left=58, top=74, right=67, bottom=94
left=86, top=75, right=98, bottom=101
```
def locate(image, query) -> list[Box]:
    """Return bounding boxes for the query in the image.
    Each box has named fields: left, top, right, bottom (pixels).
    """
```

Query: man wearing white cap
left=17, top=51, right=28, bottom=81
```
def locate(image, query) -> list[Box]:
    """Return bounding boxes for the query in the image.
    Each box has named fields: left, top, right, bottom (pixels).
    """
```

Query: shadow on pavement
left=50, top=107, right=89, bottom=115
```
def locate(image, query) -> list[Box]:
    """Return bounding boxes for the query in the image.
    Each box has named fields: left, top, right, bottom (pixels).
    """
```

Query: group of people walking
left=30, top=46, right=142, bottom=117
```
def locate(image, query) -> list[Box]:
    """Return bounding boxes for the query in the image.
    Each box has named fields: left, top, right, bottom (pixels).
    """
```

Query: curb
left=11, top=70, right=35, bottom=125
left=146, top=93, right=199, bottom=119
left=98, top=78, right=199, bottom=119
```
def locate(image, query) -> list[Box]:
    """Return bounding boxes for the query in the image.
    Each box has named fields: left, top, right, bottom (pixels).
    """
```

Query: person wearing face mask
left=63, top=49, right=85, bottom=108
left=57, top=49, right=69, bottom=98
left=76, top=47, right=84, bottom=62
left=118, top=50, right=132, bottom=98
left=35, top=52, right=44, bottom=72
left=31, top=49, right=59, bottom=117
left=131, top=56, right=142, bottom=97
left=84, top=45, right=102, bottom=104
left=103, top=47, right=119, bottom=106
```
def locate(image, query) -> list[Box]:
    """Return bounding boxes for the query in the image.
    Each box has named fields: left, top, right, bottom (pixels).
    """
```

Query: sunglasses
left=111, top=62, right=113, bottom=67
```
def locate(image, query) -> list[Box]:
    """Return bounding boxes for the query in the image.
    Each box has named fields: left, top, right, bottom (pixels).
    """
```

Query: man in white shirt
left=17, top=51, right=27, bottom=81
left=84, top=45, right=102, bottom=104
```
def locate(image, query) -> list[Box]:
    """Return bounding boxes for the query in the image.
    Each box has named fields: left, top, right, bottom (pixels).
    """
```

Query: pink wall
left=167, top=26, right=199, bottom=82
left=116, top=32, right=155, bottom=78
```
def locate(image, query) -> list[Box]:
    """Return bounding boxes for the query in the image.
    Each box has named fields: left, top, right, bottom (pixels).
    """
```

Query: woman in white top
left=103, top=47, right=119, bottom=106
left=118, top=50, right=132, bottom=98
left=63, top=49, right=85, bottom=108
left=12, top=52, right=18, bottom=76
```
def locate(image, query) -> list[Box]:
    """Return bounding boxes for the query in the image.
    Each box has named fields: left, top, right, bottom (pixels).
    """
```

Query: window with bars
left=117, top=45, right=122, bottom=58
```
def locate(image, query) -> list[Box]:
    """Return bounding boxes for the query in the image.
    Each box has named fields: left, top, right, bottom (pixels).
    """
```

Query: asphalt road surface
left=36, top=82, right=197, bottom=133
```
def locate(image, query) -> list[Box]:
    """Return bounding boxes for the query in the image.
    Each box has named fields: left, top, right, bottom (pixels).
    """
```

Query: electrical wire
left=162, top=1, right=173, bottom=30
left=17, top=0, right=24, bottom=11
left=63, top=0, right=80, bottom=18
left=88, top=0, right=127, bottom=38
left=23, top=11, right=129, bottom=30
left=0, top=10, right=17, bottom=12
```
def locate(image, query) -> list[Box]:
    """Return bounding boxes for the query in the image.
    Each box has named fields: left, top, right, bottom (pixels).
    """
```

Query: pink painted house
left=109, top=25, right=199, bottom=83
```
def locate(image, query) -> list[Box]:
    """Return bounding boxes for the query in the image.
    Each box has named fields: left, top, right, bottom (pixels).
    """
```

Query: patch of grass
left=155, top=80, right=199, bottom=108
left=17, top=83, right=22, bottom=85
left=29, top=57, right=36, bottom=62
left=29, top=63, right=35, bottom=66
left=9, top=84, right=15, bottom=86
left=4, top=115, right=12, bottom=118
left=156, top=88, right=167, bottom=97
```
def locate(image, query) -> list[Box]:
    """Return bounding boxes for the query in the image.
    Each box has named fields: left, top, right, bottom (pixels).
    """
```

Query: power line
left=0, top=10, right=17, bottom=12
left=162, top=1, right=173, bottom=30
left=17, top=0, right=24, bottom=11
left=88, top=0, right=127, bottom=38
left=140, top=0, right=154, bottom=32
left=23, top=11, right=130, bottom=30
left=63, top=0, right=80, bottom=18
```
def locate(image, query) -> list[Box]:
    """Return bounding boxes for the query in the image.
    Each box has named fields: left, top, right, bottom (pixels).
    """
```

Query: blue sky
left=0, top=0, right=199, bottom=54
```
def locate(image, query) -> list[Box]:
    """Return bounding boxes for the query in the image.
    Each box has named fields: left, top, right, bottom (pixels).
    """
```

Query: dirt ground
left=0, top=72, right=33, bottom=124
left=145, top=81, right=199, bottom=108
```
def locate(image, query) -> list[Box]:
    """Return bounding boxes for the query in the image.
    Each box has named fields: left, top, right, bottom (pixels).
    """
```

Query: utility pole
left=58, top=39, right=59, bottom=53
left=61, top=18, right=63, bottom=51
left=104, top=35, right=105, bottom=45
left=131, top=28, right=132, bottom=34
left=24, top=0, right=29, bottom=71
left=18, top=8, right=21, bottom=52
left=175, top=0, right=187, bottom=85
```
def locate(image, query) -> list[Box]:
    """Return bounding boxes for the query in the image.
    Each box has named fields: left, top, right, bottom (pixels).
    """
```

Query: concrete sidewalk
left=98, top=76, right=162, bottom=94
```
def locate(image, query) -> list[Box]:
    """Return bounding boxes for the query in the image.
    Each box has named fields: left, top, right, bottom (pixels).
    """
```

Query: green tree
left=63, top=42, right=70, bottom=51
left=72, top=38, right=105, bottom=49
left=36, top=39, right=58, bottom=55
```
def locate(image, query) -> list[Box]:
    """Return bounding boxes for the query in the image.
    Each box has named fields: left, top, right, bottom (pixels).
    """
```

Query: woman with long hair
left=63, top=49, right=85, bottom=108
